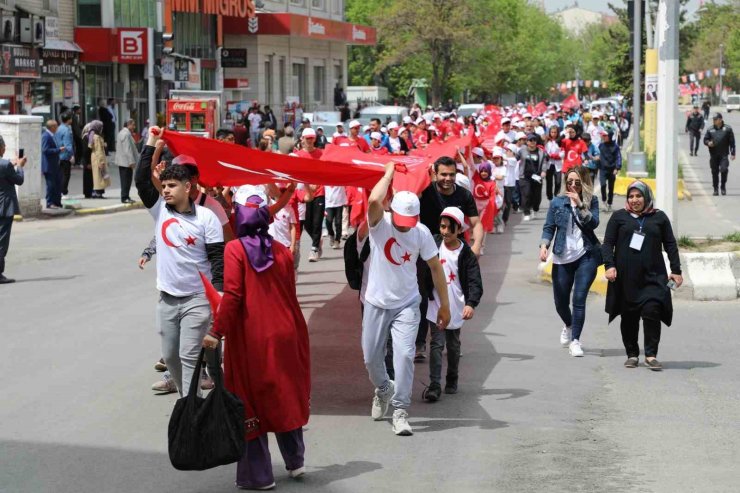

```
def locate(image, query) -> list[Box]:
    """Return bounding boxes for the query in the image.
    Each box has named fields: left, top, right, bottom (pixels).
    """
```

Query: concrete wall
left=0, top=116, right=44, bottom=217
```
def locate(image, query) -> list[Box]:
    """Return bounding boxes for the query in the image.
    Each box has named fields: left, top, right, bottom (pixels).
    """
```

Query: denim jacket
left=540, top=195, right=600, bottom=256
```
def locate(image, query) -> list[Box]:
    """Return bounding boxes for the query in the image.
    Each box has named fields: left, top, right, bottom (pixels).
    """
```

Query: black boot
left=422, top=382, right=442, bottom=402
left=713, top=188, right=719, bottom=196
left=721, top=187, right=726, bottom=196
left=444, top=378, right=458, bottom=394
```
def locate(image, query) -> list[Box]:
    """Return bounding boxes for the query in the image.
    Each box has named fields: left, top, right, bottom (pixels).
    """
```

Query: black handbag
left=168, top=347, right=246, bottom=471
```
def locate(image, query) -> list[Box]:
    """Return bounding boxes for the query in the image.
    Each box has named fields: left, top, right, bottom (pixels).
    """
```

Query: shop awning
left=43, top=39, right=83, bottom=53
left=223, top=13, right=376, bottom=46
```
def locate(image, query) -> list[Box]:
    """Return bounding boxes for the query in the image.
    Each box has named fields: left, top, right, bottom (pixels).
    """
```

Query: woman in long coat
left=81, top=120, right=109, bottom=198
left=204, top=193, right=310, bottom=490
left=602, top=181, right=683, bottom=371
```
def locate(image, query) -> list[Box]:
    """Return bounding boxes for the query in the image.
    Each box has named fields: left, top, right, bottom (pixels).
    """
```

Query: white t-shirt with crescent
left=150, top=197, right=224, bottom=296
left=427, top=241, right=465, bottom=329
left=364, top=212, right=438, bottom=310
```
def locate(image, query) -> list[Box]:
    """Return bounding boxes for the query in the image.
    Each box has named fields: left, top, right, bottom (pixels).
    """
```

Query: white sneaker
left=308, top=250, right=318, bottom=262
left=392, top=409, right=413, bottom=436
left=560, top=326, right=572, bottom=347
left=289, top=466, right=305, bottom=478
left=569, top=339, right=584, bottom=357
left=523, top=215, right=531, bottom=221
left=371, top=381, right=394, bottom=421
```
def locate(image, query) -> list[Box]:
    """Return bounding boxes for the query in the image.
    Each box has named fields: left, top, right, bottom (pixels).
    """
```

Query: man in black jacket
left=0, top=136, right=26, bottom=284
left=685, top=106, right=704, bottom=156
left=703, top=113, right=736, bottom=196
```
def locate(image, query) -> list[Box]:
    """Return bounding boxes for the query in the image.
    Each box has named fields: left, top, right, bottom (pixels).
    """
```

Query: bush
left=678, top=235, right=697, bottom=248
left=723, top=232, right=740, bottom=243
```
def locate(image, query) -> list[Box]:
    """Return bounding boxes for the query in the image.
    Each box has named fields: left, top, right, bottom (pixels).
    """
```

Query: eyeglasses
left=566, top=180, right=582, bottom=185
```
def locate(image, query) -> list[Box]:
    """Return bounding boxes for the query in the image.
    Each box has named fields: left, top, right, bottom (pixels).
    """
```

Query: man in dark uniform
left=685, top=106, right=704, bottom=156
left=0, top=136, right=27, bottom=284
left=703, top=113, right=736, bottom=196
left=71, top=104, right=84, bottom=167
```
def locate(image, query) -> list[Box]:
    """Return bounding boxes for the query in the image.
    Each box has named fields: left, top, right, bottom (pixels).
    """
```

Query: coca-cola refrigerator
left=166, top=99, right=218, bottom=139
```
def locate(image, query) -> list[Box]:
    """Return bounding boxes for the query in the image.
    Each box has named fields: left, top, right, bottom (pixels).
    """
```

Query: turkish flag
left=561, top=138, right=588, bottom=173
left=472, top=173, right=498, bottom=233
left=527, top=104, right=535, bottom=115
left=533, top=102, right=548, bottom=116
left=199, top=271, right=222, bottom=313
left=561, top=94, right=580, bottom=111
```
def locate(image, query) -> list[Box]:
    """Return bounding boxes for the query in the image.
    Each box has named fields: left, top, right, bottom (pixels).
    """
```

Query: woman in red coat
left=203, top=193, right=310, bottom=490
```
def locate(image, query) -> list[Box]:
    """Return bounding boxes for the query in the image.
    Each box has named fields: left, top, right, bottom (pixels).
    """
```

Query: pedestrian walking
left=362, top=162, right=450, bottom=436
left=602, top=181, right=683, bottom=371
left=56, top=112, right=74, bottom=197
left=203, top=193, right=310, bottom=490
left=82, top=120, right=110, bottom=199
left=544, top=126, right=564, bottom=201
left=324, top=185, right=346, bottom=249
left=703, top=113, right=736, bottom=196
left=115, top=119, right=139, bottom=204
left=685, top=106, right=704, bottom=156
left=423, top=207, right=482, bottom=401
left=539, top=166, right=601, bottom=357
left=701, top=100, right=711, bottom=120
left=41, top=120, right=63, bottom=209
left=518, top=133, right=546, bottom=221
left=134, top=127, right=225, bottom=396
left=0, top=136, right=26, bottom=284
left=598, top=130, right=621, bottom=211
left=582, top=133, right=600, bottom=185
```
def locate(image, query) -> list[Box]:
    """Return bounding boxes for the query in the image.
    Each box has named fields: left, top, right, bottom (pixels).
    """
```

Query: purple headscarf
left=478, top=161, right=492, bottom=181
left=82, top=120, right=103, bottom=146
left=234, top=196, right=274, bottom=272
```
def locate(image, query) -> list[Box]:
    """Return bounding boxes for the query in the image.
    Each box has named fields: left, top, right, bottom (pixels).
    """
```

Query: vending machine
left=166, top=99, right=219, bottom=138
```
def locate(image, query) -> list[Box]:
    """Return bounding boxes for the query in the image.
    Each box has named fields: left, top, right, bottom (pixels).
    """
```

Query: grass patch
left=723, top=232, right=740, bottom=242
left=678, top=235, right=697, bottom=248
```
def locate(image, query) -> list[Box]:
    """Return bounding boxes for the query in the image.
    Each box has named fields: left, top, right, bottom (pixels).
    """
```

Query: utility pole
left=147, top=28, right=157, bottom=128
left=575, top=67, right=580, bottom=101
left=719, top=43, right=724, bottom=105
left=629, top=0, right=647, bottom=177
left=655, top=0, right=679, bottom=227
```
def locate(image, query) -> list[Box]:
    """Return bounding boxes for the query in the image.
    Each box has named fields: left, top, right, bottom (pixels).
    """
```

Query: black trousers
left=503, top=186, right=514, bottom=223
left=429, top=323, right=461, bottom=385
left=324, top=206, right=343, bottom=241
left=688, top=130, right=701, bottom=154
left=620, top=303, right=662, bottom=358
left=519, top=178, right=542, bottom=215
left=600, top=168, right=617, bottom=205
left=0, top=216, right=13, bottom=276
left=119, top=166, right=133, bottom=202
left=545, top=165, right=562, bottom=200
left=709, top=155, right=730, bottom=191
left=83, top=165, right=93, bottom=198
left=305, top=196, right=325, bottom=251
left=60, top=160, right=72, bottom=195
left=44, top=169, right=62, bottom=207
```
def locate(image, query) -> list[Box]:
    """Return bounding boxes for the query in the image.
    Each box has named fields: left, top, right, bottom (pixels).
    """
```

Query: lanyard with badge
left=630, top=217, right=646, bottom=251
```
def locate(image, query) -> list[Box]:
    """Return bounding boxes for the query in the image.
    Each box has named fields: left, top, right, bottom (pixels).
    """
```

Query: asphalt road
left=2, top=191, right=739, bottom=492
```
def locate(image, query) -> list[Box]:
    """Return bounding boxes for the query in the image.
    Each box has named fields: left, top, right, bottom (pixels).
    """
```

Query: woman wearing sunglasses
left=539, top=167, right=601, bottom=357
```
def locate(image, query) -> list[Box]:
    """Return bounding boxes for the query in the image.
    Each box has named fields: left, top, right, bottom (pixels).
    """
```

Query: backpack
left=343, top=230, right=371, bottom=290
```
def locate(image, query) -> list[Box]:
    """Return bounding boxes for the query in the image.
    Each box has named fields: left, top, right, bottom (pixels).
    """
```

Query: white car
left=456, top=104, right=484, bottom=117
left=726, top=94, right=740, bottom=113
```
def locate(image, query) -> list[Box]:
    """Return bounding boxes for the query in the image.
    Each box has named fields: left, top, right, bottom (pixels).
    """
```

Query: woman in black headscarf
left=602, top=181, right=683, bottom=371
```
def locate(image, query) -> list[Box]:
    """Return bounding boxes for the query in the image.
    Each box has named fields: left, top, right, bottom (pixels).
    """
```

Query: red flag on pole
left=199, top=272, right=222, bottom=313
left=561, top=94, right=580, bottom=111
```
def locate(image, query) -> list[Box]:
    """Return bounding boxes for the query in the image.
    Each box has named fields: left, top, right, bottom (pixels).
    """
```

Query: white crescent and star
left=383, top=238, right=411, bottom=266
left=474, top=183, right=489, bottom=199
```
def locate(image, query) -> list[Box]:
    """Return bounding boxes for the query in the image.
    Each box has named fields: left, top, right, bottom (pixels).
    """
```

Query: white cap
left=387, top=121, right=399, bottom=130
left=609, top=115, right=616, bottom=121
left=363, top=125, right=370, bottom=132
left=336, top=122, right=344, bottom=127
left=415, top=118, right=425, bottom=125
left=402, top=116, right=412, bottom=124
left=492, top=147, right=505, bottom=158
left=472, top=147, right=485, bottom=158
left=515, top=131, right=527, bottom=141
left=433, top=113, right=441, bottom=120
left=441, top=206, right=468, bottom=231
left=523, top=113, right=532, bottom=119
left=564, top=120, right=574, bottom=127
left=506, top=143, right=519, bottom=153
left=234, top=185, right=267, bottom=207
left=501, top=117, right=511, bottom=124
left=390, top=191, right=420, bottom=227
left=349, top=119, right=361, bottom=129
left=455, top=173, right=471, bottom=192
left=302, top=128, right=316, bottom=138
left=370, top=131, right=382, bottom=141
left=381, top=127, right=387, bottom=134
left=592, top=111, right=601, bottom=119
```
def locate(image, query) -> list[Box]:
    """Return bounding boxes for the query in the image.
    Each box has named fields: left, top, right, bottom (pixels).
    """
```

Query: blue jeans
left=552, top=250, right=598, bottom=340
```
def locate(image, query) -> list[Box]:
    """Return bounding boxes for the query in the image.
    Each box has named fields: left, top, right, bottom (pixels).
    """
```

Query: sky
left=543, top=0, right=721, bottom=18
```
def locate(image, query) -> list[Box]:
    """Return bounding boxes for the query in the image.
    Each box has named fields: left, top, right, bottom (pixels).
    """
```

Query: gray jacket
left=0, top=159, right=24, bottom=217
left=114, top=127, right=140, bottom=167
left=517, top=146, right=546, bottom=179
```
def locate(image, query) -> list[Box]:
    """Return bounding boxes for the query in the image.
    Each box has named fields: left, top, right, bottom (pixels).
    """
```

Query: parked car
left=588, top=98, right=621, bottom=116
left=358, top=105, right=409, bottom=126
left=456, top=104, right=484, bottom=117
left=726, top=94, right=740, bottom=113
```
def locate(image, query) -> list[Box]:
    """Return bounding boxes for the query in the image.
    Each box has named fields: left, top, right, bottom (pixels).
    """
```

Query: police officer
left=703, top=113, right=736, bottom=196
left=685, top=106, right=704, bottom=156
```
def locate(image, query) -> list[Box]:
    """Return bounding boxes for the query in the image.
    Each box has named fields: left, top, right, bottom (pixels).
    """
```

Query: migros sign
left=171, top=0, right=256, bottom=18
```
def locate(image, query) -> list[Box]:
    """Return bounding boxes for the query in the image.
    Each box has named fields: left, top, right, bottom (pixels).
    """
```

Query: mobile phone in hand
left=667, top=279, right=677, bottom=290
left=18, top=148, right=24, bottom=158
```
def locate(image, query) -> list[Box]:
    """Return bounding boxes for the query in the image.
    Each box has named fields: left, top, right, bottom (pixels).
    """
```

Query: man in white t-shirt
left=362, top=162, right=450, bottom=436
left=248, top=108, right=263, bottom=148
left=135, top=127, right=225, bottom=397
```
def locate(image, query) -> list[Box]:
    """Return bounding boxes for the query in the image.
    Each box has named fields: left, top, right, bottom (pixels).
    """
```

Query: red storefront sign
left=223, top=13, right=376, bottom=45
left=224, top=78, right=249, bottom=89
left=118, top=29, right=148, bottom=64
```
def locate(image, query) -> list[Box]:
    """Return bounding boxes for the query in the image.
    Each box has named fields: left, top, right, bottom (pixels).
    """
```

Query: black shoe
left=121, top=198, right=135, bottom=204
left=422, top=382, right=442, bottom=402
left=444, top=381, right=458, bottom=394
left=0, top=275, right=16, bottom=284
left=645, top=358, right=663, bottom=371
left=721, top=188, right=726, bottom=196
left=713, top=189, right=719, bottom=196
left=624, top=357, right=638, bottom=368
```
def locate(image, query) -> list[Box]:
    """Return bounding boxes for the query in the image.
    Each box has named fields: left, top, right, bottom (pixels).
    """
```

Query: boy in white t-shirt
left=362, top=162, right=451, bottom=436
left=268, top=199, right=298, bottom=265
left=423, top=207, right=483, bottom=401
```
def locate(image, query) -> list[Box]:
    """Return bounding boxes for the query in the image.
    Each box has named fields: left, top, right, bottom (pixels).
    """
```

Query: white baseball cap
left=349, top=119, right=361, bottom=129
left=501, top=117, right=511, bottom=124
left=402, top=116, right=413, bottom=124
left=515, top=131, right=527, bottom=141
left=523, top=113, right=532, bottom=119
left=387, top=121, right=399, bottom=130
left=455, top=173, right=471, bottom=191
left=415, top=118, right=425, bottom=125
left=492, top=147, right=505, bottom=158
left=472, top=147, right=485, bottom=158
left=302, top=128, right=316, bottom=138
left=390, top=191, right=420, bottom=228
left=441, top=206, right=468, bottom=232
left=370, top=131, right=382, bottom=141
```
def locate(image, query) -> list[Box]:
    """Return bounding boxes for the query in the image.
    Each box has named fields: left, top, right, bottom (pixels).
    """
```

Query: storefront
left=37, top=40, right=83, bottom=120
left=0, top=44, right=41, bottom=116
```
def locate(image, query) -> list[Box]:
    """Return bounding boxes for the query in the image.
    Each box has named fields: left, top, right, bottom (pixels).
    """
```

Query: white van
left=358, top=106, right=409, bottom=126
left=726, top=94, right=740, bottom=113
left=457, top=104, right=484, bottom=117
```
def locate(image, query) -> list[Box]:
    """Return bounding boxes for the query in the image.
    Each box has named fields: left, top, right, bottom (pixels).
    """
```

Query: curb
left=538, top=251, right=740, bottom=301
left=12, top=201, right=143, bottom=221
left=614, top=176, right=689, bottom=200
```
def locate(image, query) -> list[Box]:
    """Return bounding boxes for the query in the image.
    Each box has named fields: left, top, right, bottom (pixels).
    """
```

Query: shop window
left=292, top=63, right=307, bottom=106
left=313, top=65, right=325, bottom=104
left=332, top=0, right=342, bottom=15
left=170, top=113, right=187, bottom=131
left=191, top=113, right=206, bottom=131
left=290, top=0, right=305, bottom=6
left=174, top=13, right=216, bottom=60
left=78, top=0, right=102, bottom=26
left=265, top=59, right=273, bottom=106
left=114, top=0, right=157, bottom=28
left=311, top=0, right=325, bottom=10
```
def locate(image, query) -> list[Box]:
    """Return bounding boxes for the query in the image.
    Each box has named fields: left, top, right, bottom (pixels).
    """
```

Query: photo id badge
left=630, top=231, right=645, bottom=251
